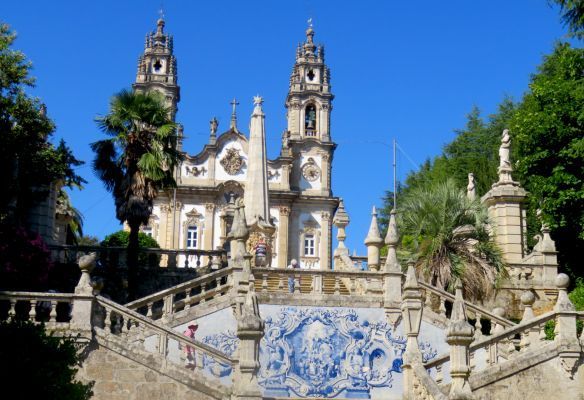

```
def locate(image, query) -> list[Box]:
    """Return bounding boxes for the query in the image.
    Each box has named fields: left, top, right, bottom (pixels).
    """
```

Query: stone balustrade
left=48, top=244, right=227, bottom=270
left=424, top=309, right=582, bottom=383
left=124, top=266, right=233, bottom=320
left=419, top=281, right=515, bottom=333
left=252, top=267, right=386, bottom=297
left=0, top=291, right=75, bottom=330
left=94, top=295, right=234, bottom=370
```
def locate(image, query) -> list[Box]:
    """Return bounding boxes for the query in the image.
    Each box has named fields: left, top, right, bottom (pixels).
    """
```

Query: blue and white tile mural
left=179, top=305, right=443, bottom=399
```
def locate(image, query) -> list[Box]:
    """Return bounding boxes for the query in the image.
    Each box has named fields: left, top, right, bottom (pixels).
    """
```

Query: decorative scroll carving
left=268, top=170, right=281, bottom=180
left=220, top=148, right=245, bottom=175
left=186, top=165, right=207, bottom=177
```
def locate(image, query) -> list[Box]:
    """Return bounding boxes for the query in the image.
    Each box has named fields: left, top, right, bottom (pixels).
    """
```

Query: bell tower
left=284, top=23, right=336, bottom=196
left=285, top=24, right=333, bottom=141
left=133, top=18, right=180, bottom=121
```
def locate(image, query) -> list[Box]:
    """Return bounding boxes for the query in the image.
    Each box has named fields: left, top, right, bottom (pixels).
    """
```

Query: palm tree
left=398, top=178, right=506, bottom=301
left=91, top=89, right=181, bottom=299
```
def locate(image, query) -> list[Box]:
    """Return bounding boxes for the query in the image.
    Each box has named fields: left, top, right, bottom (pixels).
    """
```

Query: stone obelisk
left=243, top=96, right=275, bottom=267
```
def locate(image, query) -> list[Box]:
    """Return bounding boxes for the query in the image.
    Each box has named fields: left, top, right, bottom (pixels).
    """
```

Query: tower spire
left=133, top=17, right=180, bottom=120
left=243, top=96, right=273, bottom=229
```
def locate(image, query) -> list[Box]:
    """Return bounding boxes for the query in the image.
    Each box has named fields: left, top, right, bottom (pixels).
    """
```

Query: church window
left=186, top=226, right=198, bottom=249
left=304, top=104, right=317, bottom=136
left=307, top=69, right=315, bottom=81
left=143, top=227, right=153, bottom=237
left=304, top=234, right=315, bottom=256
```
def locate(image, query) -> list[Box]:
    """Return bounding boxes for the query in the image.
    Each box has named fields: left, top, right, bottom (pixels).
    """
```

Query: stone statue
left=467, top=173, right=476, bottom=201
left=210, top=117, right=218, bottom=136
left=499, top=129, right=511, bottom=169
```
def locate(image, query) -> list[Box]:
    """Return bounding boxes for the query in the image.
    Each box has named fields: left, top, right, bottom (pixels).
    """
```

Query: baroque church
left=135, top=18, right=339, bottom=270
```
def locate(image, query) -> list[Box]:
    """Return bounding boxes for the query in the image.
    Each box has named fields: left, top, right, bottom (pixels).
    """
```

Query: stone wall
left=77, top=344, right=219, bottom=400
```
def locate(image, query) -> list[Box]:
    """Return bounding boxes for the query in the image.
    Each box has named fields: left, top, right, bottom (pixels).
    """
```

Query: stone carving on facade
left=301, top=157, right=321, bottom=182
left=268, top=169, right=281, bottom=180
left=220, top=148, right=245, bottom=175
left=246, top=230, right=274, bottom=267
left=186, top=165, right=208, bottom=177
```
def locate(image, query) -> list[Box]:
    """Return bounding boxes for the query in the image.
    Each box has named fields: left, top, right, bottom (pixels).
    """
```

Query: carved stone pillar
left=320, top=152, right=331, bottom=195
left=72, top=254, right=95, bottom=337
left=320, top=211, right=331, bottom=270
left=277, top=206, right=290, bottom=268
left=203, top=203, right=216, bottom=264
left=159, top=204, right=170, bottom=251
left=172, top=201, right=182, bottom=249
left=447, top=281, right=474, bottom=400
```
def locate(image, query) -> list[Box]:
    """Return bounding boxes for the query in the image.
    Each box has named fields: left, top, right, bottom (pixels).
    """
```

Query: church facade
left=134, top=19, right=339, bottom=269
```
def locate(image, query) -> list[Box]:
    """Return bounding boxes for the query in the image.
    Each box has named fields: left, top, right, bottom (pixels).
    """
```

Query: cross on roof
left=230, top=98, right=240, bottom=130
left=230, top=98, right=239, bottom=115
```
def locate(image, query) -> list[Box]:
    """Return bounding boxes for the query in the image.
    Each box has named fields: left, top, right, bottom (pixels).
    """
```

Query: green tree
left=0, top=23, right=84, bottom=224
left=399, top=179, right=506, bottom=300
left=511, top=43, right=584, bottom=279
left=550, top=0, right=584, bottom=39
left=0, top=320, right=93, bottom=399
left=91, top=89, right=181, bottom=299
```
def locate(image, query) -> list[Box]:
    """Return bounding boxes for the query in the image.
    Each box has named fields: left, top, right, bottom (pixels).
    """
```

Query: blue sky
left=3, top=1, right=571, bottom=253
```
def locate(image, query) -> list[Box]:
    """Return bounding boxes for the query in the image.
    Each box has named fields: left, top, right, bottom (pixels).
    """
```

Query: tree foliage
left=550, top=0, right=584, bottom=39
left=398, top=179, right=506, bottom=300
left=91, top=89, right=181, bottom=298
left=0, top=23, right=84, bottom=224
left=511, top=43, right=584, bottom=278
left=0, top=320, right=93, bottom=400
left=100, top=229, right=160, bottom=249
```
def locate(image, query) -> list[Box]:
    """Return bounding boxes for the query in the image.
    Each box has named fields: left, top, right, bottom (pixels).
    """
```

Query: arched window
left=186, top=226, right=198, bottom=249
left=304, top=104, right=317, bottom=136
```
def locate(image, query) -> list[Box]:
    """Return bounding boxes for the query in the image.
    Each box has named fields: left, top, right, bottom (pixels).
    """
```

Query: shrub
left=0, top=320, right=93, bottom=399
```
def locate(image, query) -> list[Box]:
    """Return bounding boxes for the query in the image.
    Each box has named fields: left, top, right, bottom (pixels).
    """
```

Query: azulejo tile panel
left=199, top=306, right=438, bottom=398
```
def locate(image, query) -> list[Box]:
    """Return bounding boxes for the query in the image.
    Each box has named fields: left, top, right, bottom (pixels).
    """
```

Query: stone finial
left=554, top=273, right=575, bottom=312
left=520, top=290, right=536, bottom=322
left=401, top=261, right=423, bottom=364
left=446, top=279, right=474, bottom=400
left=467, top=173, right=476, bottom=201
left=364, top=206, right=383, bottom=271
left=333, top=199, right=350, bottom=255
left=383, top=209, right=400, bottom=272
left=229, top=198, right=250, bottom=259
left=75, top=253, right=96, bottom=295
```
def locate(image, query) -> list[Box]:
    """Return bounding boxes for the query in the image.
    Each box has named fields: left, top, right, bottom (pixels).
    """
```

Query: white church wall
left=292, top=208, right=323, bottom=269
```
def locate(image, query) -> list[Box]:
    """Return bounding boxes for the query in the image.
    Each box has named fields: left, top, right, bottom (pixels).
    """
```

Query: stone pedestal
left=481, top=182, right=527, bottom=263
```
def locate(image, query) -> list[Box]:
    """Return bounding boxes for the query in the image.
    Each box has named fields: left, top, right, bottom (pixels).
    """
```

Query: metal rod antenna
left=393, top=138, right=397, bottom=210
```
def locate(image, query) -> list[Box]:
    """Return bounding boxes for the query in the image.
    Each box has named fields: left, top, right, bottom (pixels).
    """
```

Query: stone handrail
left=0, top=291, right=76, bottom=329
left=411, top=362, right=448, bottom=400
left=95, top=295, right=234, bottom=366
left=424, top=310, right=574, bottom=377
left=48, top=244, right=227, bottom=270
left=252, top=267, right=386, bottom=296
left=419, top=281, right=515, bottom=330
left=124, top=266, right=234, bottom=320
